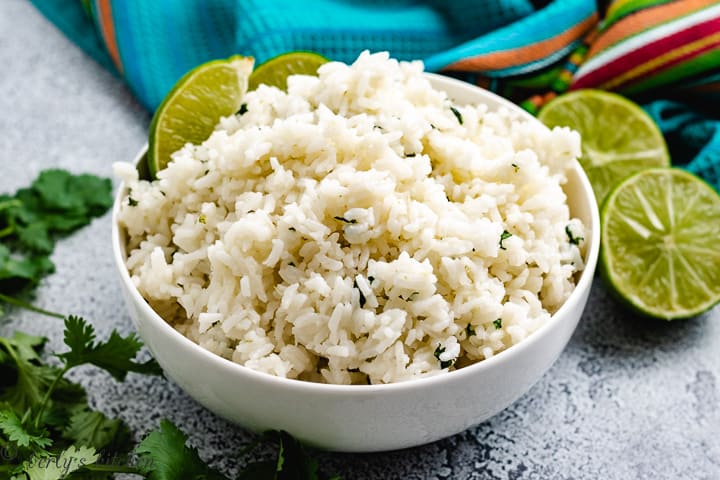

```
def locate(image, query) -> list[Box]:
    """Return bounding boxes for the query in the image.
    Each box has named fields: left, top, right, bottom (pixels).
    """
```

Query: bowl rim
left=111, top=74, right=600, bottom=394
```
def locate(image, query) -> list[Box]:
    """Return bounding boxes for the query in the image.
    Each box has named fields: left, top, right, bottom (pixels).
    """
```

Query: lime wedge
left=538, top=89, right=670, bottom=205
left=147, top=55, right=254, bottom=178
left=248, top=51, right=329, bottom=92
left=601, top=168, right=720, bottom=320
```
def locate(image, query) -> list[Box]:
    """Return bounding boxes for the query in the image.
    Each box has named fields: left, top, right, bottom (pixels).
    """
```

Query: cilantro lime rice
left=115, top=51, right=586, bottom=385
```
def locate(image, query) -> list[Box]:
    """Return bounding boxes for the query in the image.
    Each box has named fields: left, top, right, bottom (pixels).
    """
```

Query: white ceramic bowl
left=112, top=73, right=600, bottom=452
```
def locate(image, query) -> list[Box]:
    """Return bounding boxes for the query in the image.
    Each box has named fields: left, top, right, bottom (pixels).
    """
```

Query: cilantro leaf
left=2, top=331, right=46, bottom=363
left=135, top=419, right=228, bottom=480
left=63, top=407, right=131, bottom=451
left=57, top=316, right=163, bottom=381
left=239, top=431, right=339, bottom=480
left=0, top=408, right=52, bottom=450
left=0, top=244, right=54, bottom=284
left=23, top=445, right=99, bottom=480
left=31, top=170, right=113, bottom=218
left=0, top=334, right=61, bottom=412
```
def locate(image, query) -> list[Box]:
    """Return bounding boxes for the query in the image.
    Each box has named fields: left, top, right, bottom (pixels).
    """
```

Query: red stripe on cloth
left=571, top=16, right=720, bottom=90
left=96, top=0, right=123, bottom=73
left=587, top=0, right=717, bottom=60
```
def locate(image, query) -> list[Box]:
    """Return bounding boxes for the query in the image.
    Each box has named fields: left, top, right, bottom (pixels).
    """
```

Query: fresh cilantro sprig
left=58, top=315, right=163, bottom=381
left=0, top=316, right=340, bottom=479
left=0, top=315, right=163, bottom=478
left=0, top=169, right=112, bottom=314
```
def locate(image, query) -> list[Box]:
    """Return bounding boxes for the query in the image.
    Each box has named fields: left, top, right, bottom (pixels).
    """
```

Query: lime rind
left=248, top=51, right=329, bottom=92
left=600, top=167, right=720, bottom=320
left=148, top=55, right=254, bottom=178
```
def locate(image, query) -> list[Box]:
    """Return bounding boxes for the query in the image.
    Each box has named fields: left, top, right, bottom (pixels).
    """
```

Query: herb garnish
left=237, top=103, right=248, bottom=115
left=450, top=106, right=463, bottom=125
left=499, top=230, right=512, bottom=250
left=353, top=279, right=366, bottom=308
left=565, top=224, right=584, bottom=245
left=433, top=344, right=454, bottom=369
left=0, top=169, right=112, bottom=307
left=511, top=163, right=519, bottom=172
left=466, top=324, right=475, bottom=336
left=128, top=197, right=139, bottom=206
left=334, top=216, right=357, bottom=224
left=493, top=318, right=503, bottom=329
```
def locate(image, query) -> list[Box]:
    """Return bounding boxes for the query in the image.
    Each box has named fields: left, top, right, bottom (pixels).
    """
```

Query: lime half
left=539, top=89, right=670, bottom=205
left=601, top=168, right=720, bottom=320
left=248, top=51, right=329, bottom=92
left=148, top=55, right=254, bottom=178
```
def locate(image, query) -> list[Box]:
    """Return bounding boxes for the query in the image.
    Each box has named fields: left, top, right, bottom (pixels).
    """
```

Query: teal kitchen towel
left=29, top=0, right=720, bottom=191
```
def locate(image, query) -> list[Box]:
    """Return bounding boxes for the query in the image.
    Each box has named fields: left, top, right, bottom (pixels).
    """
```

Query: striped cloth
left=29, top=0, right=720, bottom=190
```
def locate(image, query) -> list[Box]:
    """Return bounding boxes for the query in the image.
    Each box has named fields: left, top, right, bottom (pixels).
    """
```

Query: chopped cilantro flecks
left=466, top=324, right=475, bottom=336
left=450, top=106, right=463, bottom=125
left=334, top=216, right=357, bottom=224
left=499, top=230, right=512, bottom=250
left=198, top=214, right=206, bottom=224
left=433, top=344, right=454, bottom=369
left=511, top=163, right=519, bottom=172
left=493, top=318, right=503, bottom=329
left=237, top=103, right=248, bottom=115
left=399, top=291, right=419, bottom=302
left=353, top=279, right=366, bottom=308
left=128, top=197, right=139, bottom=206
left=565, top=224, right=584, bottom=245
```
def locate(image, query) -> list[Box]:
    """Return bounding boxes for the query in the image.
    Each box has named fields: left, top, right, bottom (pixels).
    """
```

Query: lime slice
left=147, top=55, right=254, bottom=178
left=601, top=168, right=720, bottom=320
left=538, top=89, right=670, bottom=204
left=248, top=51, right=329, bottom=92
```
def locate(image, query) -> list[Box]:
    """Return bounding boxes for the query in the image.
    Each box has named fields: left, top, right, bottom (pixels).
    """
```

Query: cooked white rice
left=115, top=51, right=585, bottom=385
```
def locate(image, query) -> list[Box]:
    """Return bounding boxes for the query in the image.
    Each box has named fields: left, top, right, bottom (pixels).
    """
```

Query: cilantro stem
left=0, top=224, right=14, bottom=238
left=34, top=365, right=70, bottom=428
left=0, top=198, right=22, bottom=211
left=0, top=293, right=65, bottom=319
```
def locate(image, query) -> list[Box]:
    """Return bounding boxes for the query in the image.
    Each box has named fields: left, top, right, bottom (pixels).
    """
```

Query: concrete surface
left=1, top=1, right=718, bottom=478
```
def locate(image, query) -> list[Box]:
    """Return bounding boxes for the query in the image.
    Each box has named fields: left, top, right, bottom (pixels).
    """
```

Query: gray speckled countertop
left=2, top=2, right=719, bottom=479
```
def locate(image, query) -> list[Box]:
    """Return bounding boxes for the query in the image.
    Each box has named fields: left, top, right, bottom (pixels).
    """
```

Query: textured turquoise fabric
left=27, top=0, right=720, bottom=192
left=645, top=101, right=720, bottom=192
left=234, top=0, right=534, bottom=65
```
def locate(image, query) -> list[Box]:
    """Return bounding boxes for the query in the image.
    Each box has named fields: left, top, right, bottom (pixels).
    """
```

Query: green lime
left=600, top=168, right=720, bottom=320
left=147, top=55, right=254, bottom=178
left=248, top=51, right=329, bottom=92
left=538, top=89, right=670, bottom=205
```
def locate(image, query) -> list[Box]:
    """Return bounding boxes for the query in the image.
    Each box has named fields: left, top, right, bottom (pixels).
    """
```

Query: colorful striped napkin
left=30, top=0, right=720, bottom=190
